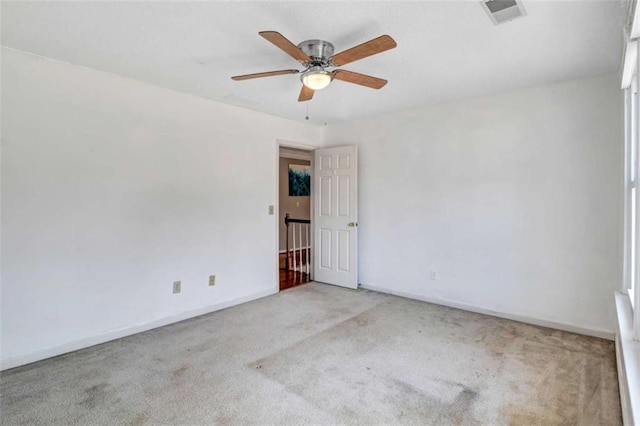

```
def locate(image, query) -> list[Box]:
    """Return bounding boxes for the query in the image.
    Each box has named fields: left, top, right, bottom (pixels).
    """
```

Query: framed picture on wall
left=289, top=164, right=311, bottom=196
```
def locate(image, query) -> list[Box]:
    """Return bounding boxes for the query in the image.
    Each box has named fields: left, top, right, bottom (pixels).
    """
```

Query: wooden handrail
left=285, top=214, right=311, bottom=225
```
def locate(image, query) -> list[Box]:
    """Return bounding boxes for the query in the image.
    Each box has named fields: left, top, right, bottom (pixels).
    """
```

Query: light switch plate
left=209, top=275, right=216, bottom=286
left=173, top=281, right=181, bottom=294
left=268, top=205, right=274, bottom=215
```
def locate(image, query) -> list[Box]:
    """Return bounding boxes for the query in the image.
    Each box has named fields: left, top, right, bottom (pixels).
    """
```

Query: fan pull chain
left=305, top=102, right=309, bottom=121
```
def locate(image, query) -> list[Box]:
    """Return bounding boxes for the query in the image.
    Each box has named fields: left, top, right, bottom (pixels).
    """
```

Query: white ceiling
left=1, top=1, right=627, bottom=125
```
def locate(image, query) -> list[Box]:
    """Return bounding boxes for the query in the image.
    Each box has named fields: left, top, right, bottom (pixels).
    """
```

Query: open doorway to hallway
left=279, top=146, right=313, bottom=291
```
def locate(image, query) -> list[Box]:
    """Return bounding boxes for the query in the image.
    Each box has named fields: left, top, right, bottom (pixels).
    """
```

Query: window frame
left=622, top=43, right=640, bottom=340
left=625, top=47, right=640, bottom=340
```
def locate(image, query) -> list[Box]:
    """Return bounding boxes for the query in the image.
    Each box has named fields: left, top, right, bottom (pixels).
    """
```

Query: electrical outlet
left=429, top=270, right=438, bottom=281
left=268, top=205, right=274, bottom=215
left=209, top=275, right=216, bottom=286
left=173, top=281, right=181, bottom=294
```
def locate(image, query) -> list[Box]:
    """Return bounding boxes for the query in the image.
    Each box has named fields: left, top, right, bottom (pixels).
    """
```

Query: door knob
left=348, top=222, right=358, bottom=227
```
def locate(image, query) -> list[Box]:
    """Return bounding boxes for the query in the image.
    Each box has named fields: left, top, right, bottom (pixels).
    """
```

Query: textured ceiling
left=1, top=1, right=627, bottom=125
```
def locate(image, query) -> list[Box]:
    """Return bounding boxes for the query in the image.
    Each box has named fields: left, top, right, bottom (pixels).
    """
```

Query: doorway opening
left=278, top=146, right=313, bottom=291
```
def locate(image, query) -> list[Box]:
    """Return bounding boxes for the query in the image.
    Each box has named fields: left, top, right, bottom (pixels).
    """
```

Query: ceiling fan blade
left=298, top=85, right=314, bottom=102
left=330, top=35, right=397, bottom=66
left=332, top=70, right=388, bottom=89
left=259, top=31, right=311, bottom=62
left=231, top=69, right=299, bottom=81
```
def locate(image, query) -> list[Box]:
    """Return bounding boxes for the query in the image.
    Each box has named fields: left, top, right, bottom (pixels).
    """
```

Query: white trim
left=622, top=37, right=638, bottom=89
left=0, top=288, right=277, bottom=371
left=615, top=292, right=640, bottom=425
left=624, top=87, right=632, bottom=294
left=280, top=147, right=312, bottom=161
left=360, top=284, right=615, bottom=340
left=632, top=0, right=640, bottom=40
left=279, top=246, right=311, bottom=254
left=623, top=46, right=640, bottom=340
left=276, top=139, right=317, bottom=152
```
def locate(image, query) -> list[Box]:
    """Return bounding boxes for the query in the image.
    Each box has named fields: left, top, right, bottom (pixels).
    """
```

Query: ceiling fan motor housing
left=297, top=39, right=335, bottom=66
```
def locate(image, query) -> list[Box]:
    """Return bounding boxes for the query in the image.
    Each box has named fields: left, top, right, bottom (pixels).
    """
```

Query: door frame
left=274, top=139, right=317, bottom=292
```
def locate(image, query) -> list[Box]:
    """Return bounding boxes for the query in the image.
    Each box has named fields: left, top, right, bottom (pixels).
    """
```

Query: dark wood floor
left=279, top=251, right=310, bottom=291
left=279, top=269, right=310, bottom=291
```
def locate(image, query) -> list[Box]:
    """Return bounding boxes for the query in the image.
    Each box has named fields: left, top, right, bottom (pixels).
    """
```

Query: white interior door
left=313, top=145, right=358, bottom=289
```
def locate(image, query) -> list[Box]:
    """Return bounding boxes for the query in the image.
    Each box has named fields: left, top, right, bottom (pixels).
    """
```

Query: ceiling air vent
left=480, top=0, right=527, bottom=25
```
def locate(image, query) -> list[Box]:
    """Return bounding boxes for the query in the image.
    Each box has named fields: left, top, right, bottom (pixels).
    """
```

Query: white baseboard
left=360, top=284, right=615, bottom=341
left=0, top=288, right=277, bottom=371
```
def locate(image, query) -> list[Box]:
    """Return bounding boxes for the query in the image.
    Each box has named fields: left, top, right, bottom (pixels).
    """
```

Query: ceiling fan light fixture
left=301, top=68, right=332, bottom=90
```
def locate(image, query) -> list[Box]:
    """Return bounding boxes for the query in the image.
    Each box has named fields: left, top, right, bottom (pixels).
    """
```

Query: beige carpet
left=1, top=283, right=621, bottom=425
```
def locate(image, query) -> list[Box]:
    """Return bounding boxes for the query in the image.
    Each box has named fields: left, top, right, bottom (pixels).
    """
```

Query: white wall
left=324, top=73, right=622, bottom=336
left=0, top=48, right=322, bottom=368
left=1, top=47, right=623, bottom=369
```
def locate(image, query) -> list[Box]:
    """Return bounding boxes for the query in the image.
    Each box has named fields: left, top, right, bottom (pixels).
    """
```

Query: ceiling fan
left=231, top=31, right=397, bottom=102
